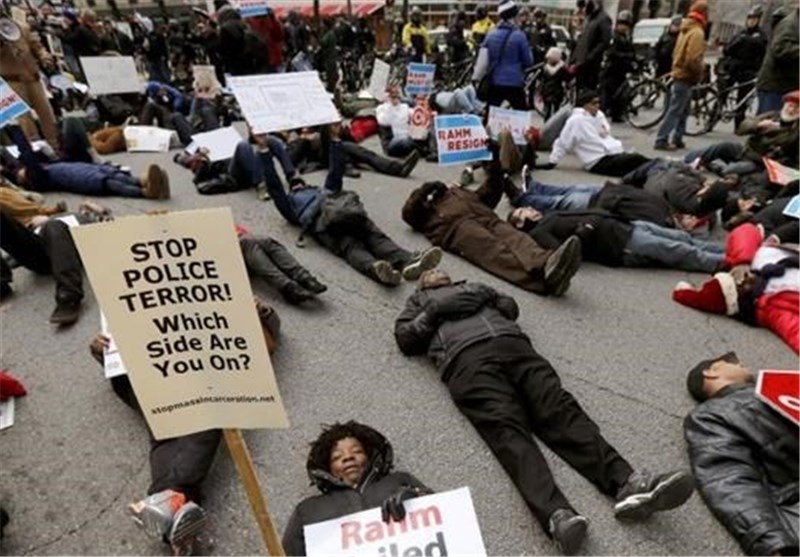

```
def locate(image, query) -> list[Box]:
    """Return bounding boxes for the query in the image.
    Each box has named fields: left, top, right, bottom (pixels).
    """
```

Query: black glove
left=380, top=486, right=431, bottom=523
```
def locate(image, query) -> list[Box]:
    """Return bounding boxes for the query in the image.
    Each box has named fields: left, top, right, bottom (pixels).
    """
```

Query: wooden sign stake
left=223, top=428, right=285, bottom=556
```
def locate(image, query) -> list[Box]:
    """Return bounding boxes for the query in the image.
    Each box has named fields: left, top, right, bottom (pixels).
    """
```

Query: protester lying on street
left=138, top=81, right=196, bottom=146
left=282, top=421, right=433, bottom=556
left=5, top=123, right=170, bottom=200
left=684, top=90, right=799, bottom=175
left=236, top=224, right=327, bottom=304
left=0, top=182, right=67, bottom=227
left=0, top=211, right=83, bottom=325
left=684, top=352, right=799, bottom=556
left=402, top=162, right=582, bottom=296
left=672, top=223, right=799, bottom=353
left=726, top=191, right=800, bottom=242
left=394, top=270, right=694, bottom=556
left=508, top=206, right=725, bottom=273
left=259, top=123, right=442, bottom=286
left=88, top=297, right=281, bottom=556
left=545, top=89, right=652, bottom=177
left=429, top=84, right=486, bottom=116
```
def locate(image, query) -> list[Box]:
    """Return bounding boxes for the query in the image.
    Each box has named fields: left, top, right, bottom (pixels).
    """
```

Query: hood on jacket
left=402, top=181, right=448, bottom=232
left=306, top=421, right=394, bottom=494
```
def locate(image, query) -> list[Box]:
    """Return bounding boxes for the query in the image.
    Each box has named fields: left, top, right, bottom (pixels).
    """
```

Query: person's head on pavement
left=577, top=89, right=602, bottom=116
left=686, top=352, right=754, bottom=402
left=418, top=268, right=452, bottom=290
left=508, top=206, right=544, bottom=230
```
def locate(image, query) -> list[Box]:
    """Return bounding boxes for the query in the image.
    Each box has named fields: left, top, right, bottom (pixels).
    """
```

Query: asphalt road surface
left=1, top=117, right=796, bottom=557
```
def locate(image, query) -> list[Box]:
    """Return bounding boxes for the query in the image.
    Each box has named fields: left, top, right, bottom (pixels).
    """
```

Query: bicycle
left=624, top=70, right=671, bottom=129
left=706, top=78, right=757, bottom=132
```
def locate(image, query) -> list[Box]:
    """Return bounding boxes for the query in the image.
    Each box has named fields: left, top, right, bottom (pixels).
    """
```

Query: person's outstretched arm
left=323, top=129, right=345, bottom=193
left=394, top=293, right=440, bottom=356
left=260, top=150, right=299, bottom=225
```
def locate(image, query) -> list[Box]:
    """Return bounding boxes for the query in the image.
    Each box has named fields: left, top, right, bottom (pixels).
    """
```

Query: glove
left=380, top=485, right=431, bottom=523
left=537, top=162, right=557, bottom=170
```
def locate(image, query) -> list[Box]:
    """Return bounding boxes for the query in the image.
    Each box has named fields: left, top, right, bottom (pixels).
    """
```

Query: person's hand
left=90, top=334, right=110, bottom=361
left=756, top=119, right=780, bottom=132
left=380, top=486, right=431, bottom=523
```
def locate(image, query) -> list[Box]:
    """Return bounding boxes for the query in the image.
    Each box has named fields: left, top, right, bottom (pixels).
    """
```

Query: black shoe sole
left=614, top=471, right=694, bottom=520
left=554, top=515, right=589, bottom=556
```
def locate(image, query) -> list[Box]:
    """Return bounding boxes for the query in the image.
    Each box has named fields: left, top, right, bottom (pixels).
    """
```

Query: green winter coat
left=757, top=12, right=799, bottom=94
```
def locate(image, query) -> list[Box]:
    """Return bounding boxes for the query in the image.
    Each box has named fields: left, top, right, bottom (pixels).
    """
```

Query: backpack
left=313, top=190, right=367, bottom=233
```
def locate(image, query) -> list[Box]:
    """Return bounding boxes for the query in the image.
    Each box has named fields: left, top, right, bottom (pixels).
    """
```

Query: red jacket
left=247, top=14, right=284, bottom=67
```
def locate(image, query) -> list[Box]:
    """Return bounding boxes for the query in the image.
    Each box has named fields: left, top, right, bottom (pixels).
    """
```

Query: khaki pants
left=6, top=79, right=58, bottom=146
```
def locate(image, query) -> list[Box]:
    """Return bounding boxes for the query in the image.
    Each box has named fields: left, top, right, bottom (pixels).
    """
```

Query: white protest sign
left=186, top=126, right=243, bottom=162
left=367, top=59, right=391, bottom=100
left=405, top=63, right=436, bottom=97
left=101, top=312, right=128, bottom=378
left=124, top=126, right=177, bottom=153
left=305, top=487, right=486, bottom=557
left=409, top=97, right=432, bottom=141
left=782, top=195, right=800, bottom=219
left=228, top=72, right=339, bottom=134
left=80, top=56, right=143, bottom=95
left=70, top=208, right=290, bottom=439
left=435, top=114, right=492, bottom=166
left=0, top=78, right=31, bottom=128
left=230, top=0, right=268, bottom=17
left=487, top=106, right=534, bottom=145
left=0, top=397, right=15, bottom=430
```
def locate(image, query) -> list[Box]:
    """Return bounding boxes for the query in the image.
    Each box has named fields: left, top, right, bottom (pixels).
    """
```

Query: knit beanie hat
left=673, top=273, right=739, bottom=316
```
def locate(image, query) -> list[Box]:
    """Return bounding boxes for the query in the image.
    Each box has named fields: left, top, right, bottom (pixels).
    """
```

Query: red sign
left=756, top=370, right=800, bottom=426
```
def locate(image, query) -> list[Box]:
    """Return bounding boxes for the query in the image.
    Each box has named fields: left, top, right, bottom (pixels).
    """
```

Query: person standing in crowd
left=143, top=22, right=171, bottom=84
left=756, top=8, right=799, bottom=115
left=571, top=0, right=612, bottom=93
left=530, top=7, right=557, bottom=63
left=718, top=6, right=768, bottom=129
left=395, top=270, right=694, bottom=556
left=216, top=1, right=269, bottom=77
left=282, top=422, right=433, bottom=556
left=318, top=18, right=339, bottom=93
left=61, top=8, right=100, bottom=58
left=402, top=6, right=430, bottom=63
left=471, top=4, right=494, bottom=47
left=472, top=0, right=533, bottom=110
left=653, top=15, right=681, bottom=78
left=654, top=0, right=708, bottom=151
left=684, top=352, right=799, bottom=556
left=284, top=10, right=311, bottom=64
left=601, top=10, right=635, bottom=123
left=447, top=10, right=471, bottom=66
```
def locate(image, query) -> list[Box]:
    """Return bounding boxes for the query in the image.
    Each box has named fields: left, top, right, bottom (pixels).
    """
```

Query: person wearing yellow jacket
left=402, top=6, right=430, bottom=62
left=471, top=4, right=495, bottom=47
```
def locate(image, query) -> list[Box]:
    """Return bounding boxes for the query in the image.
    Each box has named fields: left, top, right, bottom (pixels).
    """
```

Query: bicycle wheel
left=625, top=78, right=669, bottom=129
left=524, top=70, right=546, bottom=117
left=684, top=85, right=718, bottom=136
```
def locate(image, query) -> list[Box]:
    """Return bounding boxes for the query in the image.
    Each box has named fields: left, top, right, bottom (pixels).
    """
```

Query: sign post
left=756, top=370, right=800, bottom=426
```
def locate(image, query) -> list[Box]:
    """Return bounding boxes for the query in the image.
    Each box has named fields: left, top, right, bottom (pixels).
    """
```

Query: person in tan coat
left=654, top=0, right=707, bottom=151
left=0, top=20, right=59, bottom=146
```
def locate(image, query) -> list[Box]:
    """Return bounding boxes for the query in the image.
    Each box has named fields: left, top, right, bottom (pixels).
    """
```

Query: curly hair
left=306, top=421, right=392, bottom=485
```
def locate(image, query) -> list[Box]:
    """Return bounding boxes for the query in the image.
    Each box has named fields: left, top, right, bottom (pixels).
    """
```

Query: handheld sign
left=186, top=126, right=244, bottom=162
left=435, top=114, right=492, bottom=166
left=80, top=56, right=143, bottom=95
left=756, top=370, right=800, bottom=426
left=405, top=63, right=436, bottom=97
left=71, top=208, right=289, bottom=440
left=783, top=195, right=800, bottom=219
left=230, top=0, right=269, bottom=18
left=367, top=59, right=391, bottom=100
left=124, top=126, right=177, bottom=153
left=304, top=487, right=487, bottom=556
left=0, top=78, right=31, bottom=128
left=229, top=72, right=339, bottom=134
left=763, top=157, right=800, bottom=186
left=487, top=106, right=534, bottom=145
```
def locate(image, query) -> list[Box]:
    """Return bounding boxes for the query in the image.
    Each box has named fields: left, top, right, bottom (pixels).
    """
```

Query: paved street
left=1, top=116, right=796, bottom=557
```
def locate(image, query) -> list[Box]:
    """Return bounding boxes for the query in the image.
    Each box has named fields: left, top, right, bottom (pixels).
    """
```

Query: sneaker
left=298, top=274, right=327, bottom=294
left=548, top=509, right=589, bottom=556
left=49, top=299, right=81, bottom=325
left=372, top=260, right=402, bottom=286
left=401, top=247, right=443, bottom=281
left=256, top=184, right=271, bottom=201
left=399, top=150, right=421, bottom=177
left=543, top=236, right=582, bottom=297
left=168, top=502, right=207, bottom=556
left=459, top=166, right=474, bottom=187
left=653, top=142, right=676, bottom=151
left=129, top=490, right=186, bottom=540
left=614, top=469, right=694, bottom=521
left=672, top=140, right=686, bottom=149
left=280, top=282, right=315, bottom=304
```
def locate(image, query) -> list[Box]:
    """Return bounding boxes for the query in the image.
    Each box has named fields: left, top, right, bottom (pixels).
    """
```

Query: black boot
left=296, top=272, right=327, bottom=294
left=280, top=282, right=315, bottom=305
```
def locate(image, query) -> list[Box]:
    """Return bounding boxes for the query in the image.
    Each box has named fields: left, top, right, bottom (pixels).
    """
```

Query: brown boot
left=141, top=165, right=170, bottom=200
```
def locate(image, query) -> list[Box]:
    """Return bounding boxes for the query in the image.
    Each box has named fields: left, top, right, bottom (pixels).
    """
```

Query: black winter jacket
left=394, top=281, right=524, bottom=379
left=282, top=427, right=430, bottom=556
left=573, top=9, right=612, bottom=70
left=589, top=182, right=675, bottom=228
left=643, top=165, right=729, bottom=216
left=684, top=384, right=799, bottom=556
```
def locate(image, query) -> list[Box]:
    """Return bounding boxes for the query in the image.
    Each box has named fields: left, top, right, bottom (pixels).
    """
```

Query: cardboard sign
left=80, top=56, right=143, bottom=95
left=367, top=59, right=391, bottom=101
left=487, top=106, right=534, bottom=145
left=405, top=63, right=436, bottom=97
left=186, top=126, right=244, bottom=162
left=101, top=312, right=128, bottom=378
left=0, top=397, right=15, bottom=430
left=231, top=0, right=269, bottom=18
left=756, top=370, right=800, bottom=426
left=124, top=126, right=178, bottom=153
left=763, top=157, right=800, bottom=186
left=409, top=96, right=432, bottom=141
left=0, top=78, right=31, bottom=128
left=304, top=488, right=487, bottom=557
left=435, top=114, right=492, bottom=166
left=783, top=195, right=800, bottom=219
left=71, top=208, right=290, bottom=439
left=228, top=72, right=339, bottom=134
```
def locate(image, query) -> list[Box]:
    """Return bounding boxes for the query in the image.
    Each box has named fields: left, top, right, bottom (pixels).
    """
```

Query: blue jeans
left=622, top=220, right=724, bottom=273
left=514, top=179, right=600, bottom=212
left=387, top=136, right=416, bottom=158
left=656, top=80, right=692, bottom=146
left=757, top=90, right=783, bottom=115
left=683, top=141, right=758, bottom=175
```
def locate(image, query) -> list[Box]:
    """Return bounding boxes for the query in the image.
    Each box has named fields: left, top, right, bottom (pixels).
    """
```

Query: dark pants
left=576, top=64, right=601, bottom=93
left=447, top=336, right=634, bottom=529
left=60, top=117, right=94, bottom=163
left=239, top=236, right=311, bottom=290
left=590, top=153, right=652, bottom=177
left=486, top=85, right=527, bottom=110
left=139, top=102, right=194, bottom=146
left=313, top=218, right=413, bottom=279
left=110, top=375, right=220, bottom=503
left=229, top=138, right=296, bottom=189
left=343, top=142, right=404, bottom=176
left=0, top=212, right=83, bottom=304
left=188, top=98, right=221, bottom=133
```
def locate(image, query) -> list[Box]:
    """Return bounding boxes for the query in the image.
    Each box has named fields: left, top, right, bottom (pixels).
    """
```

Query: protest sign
left=405, top=63, right=436, bottom=97
left=305, top=487, right=486, bottom=556
left=192, top=65, right=222, bottom=98
left=124, top=126, right=178, bottom=153
left=409, top=96, right=432, bottom=141
left=0, top=397, right=14, bottom=431
left=101, top=312, right=128, bottom=379
left=80, top=56, right=143, bottom=95
left=763, top=157, right=800, bottom=186
left=756, top=370, right=800, bottom=426
left=487, top=106, right=534, bottom=145
left=783, top=195, right=800, bottom=219
left=0, top=78, right=31, bottom=128
left=231, top=0, right=269, bottom=17
left=71, top=208, right=289, bottom=440
left=435, top=114, right=492, bottom=166
left=368, top=59, right=391, bottom=100
left=229, top=72, right=339, bottom=134
left=186, top=126, right=244, bottom=162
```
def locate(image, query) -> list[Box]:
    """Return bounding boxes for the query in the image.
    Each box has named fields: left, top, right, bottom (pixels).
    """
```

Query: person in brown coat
left=401, top=162, right=582, bottom=296
left=0, top=20, right=58, bottom=146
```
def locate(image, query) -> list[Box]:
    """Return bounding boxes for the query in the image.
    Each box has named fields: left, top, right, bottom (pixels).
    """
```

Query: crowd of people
left=1, top=0, right=798, bottom=556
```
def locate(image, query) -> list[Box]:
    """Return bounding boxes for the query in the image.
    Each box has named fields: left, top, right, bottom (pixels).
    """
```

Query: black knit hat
left=576, top=89, right=601, bottom=107
left=686, top=351, right=738, bottom=402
